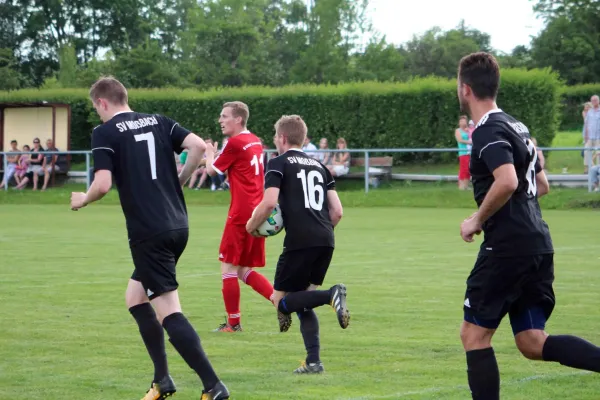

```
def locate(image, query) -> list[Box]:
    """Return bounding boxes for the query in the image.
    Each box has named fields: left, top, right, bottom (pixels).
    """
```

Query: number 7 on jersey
left=134, top=132, right=157, bottom=180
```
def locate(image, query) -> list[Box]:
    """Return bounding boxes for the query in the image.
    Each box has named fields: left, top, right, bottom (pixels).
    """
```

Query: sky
left=366, top=0, right=546, bottom=53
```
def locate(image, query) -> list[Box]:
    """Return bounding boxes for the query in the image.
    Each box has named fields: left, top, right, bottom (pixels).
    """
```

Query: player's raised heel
left=278, top=310, right=292, bottom=333
left=330, top=284, right=350, bottom=329
left=141, top=375, right=176, bottom=400
left=293, top=361, right=325, bottom=374
left=201, top=380, right=230, bottom=399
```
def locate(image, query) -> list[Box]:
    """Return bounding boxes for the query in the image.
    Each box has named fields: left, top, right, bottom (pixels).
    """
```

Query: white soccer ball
left=254, top=204, right=284, bottom=237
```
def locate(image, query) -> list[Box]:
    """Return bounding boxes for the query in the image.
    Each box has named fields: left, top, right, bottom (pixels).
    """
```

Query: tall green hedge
left=0, top=68, right=561, bottom=163
left=559, top=83, right=600, bottom=131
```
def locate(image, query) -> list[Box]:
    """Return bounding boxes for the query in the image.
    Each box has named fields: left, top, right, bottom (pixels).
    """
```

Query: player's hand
left=205, top=141, right=218, bottom=156
left=460, top=214, right=482, bottom=243
left=70, top=192, right=87, bottom=211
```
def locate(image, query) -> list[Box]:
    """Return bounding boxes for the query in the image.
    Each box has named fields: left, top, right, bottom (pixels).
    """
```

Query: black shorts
left=274, top=246, right=334, bottom=293
left=130, top=229, right=188, bottom=300
left=464, top=253, right=555, bottom=329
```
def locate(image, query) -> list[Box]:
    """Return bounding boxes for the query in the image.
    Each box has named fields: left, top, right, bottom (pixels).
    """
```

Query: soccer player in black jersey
left=457, top=53, right=600, bottom=400
left=70, top=77, right=230, bottom=400
left=246, top=115, right=350, bottom=374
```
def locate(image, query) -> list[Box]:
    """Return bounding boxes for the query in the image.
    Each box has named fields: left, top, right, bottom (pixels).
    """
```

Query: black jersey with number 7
left=265, top=149, right=335, bottom=251
left=469, top=109, right=554, bottom=257
left=91, top=111, right=191, bottom=244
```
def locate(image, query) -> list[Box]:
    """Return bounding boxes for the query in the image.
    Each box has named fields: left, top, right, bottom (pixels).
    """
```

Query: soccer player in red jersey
left=205, top=101, right=275, bottom=332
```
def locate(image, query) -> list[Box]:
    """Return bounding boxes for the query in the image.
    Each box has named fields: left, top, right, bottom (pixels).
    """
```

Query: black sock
left=543, top=335, right=600, bottom=372
left=466, top=347, right=500, bottom=400
left=297, top=310, right=320, bottom=364
left=129, top=303, right=169, bottom=382
left=162, top=312, right=219, bottom=391
left=278, top=290, right=331, bottom=314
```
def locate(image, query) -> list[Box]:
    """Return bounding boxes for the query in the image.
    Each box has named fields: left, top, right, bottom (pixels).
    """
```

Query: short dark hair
left=458, top=52, right=500, bottom=100
left=89, top=76, right=128, bottom=105
left=10, top=139, right=17, bottom=144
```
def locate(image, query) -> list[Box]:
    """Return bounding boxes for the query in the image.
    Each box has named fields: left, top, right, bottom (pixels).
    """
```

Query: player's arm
left=178, top=134, right=206, bottom=186
left=246, top=159, right=283, bottom=235
left=475, top=164, right=518, bottom=224
left=71, top=129, right=113, bottom=210
left=246, top=187, right=280, bottom=236
left=206, top=141, right=234, bottom=177
left=324, top=167, right=343, bottom=227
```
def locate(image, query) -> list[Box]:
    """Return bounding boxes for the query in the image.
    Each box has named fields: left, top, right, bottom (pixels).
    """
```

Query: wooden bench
left=343, top=156, right=394, bottom=181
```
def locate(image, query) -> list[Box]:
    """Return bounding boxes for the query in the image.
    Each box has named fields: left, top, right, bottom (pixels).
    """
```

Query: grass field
left=1, top=204, right=600, bottom=399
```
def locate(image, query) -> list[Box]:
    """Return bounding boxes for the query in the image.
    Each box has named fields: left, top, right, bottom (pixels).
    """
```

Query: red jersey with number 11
left=213, top=131, right=265, bottom=224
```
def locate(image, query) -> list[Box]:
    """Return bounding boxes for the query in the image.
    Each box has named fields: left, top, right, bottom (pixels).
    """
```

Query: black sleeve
left=265, top=157, right=284, bottom=189
left=473, top=127, right=514, bottom=172
left=163, top=116, right=191, bottom=154
left=534, top=159, right=542, bottom=174
left=324, top=164, right=336, bottom=190
left=91, top=127, right=114, bottom=172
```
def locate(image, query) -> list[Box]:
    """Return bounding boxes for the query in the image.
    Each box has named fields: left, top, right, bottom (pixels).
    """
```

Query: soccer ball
left=254, top=204, right=284, bottom=237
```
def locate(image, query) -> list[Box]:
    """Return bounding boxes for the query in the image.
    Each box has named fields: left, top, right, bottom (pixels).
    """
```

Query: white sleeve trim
left=170, top=123, right=179, bottom=136
left=212, top=163, right=224, bottom=175
left=92, top=147, right=115, bottom=153
left=479, top=140, right=511, bottom=158
left=266, top=169, right=283, bottom=176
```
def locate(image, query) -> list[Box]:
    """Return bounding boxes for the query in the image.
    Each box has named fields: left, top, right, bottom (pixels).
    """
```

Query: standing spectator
left=28, top=138, right=45, bottom=190
left=14, top=145, right=31, bottom=189
left=328, top=137, right=350, bottom=177
left=583, top=95, right=600, bottom=173
left=455, top=115, right=472, bottom=190
left=40, top=138, right=65, bottom=191
left=0, top=140, right=20, bottom=189
left=302, top=135, right=318, bottom=158
left=316, top=137, right=332, bottom=165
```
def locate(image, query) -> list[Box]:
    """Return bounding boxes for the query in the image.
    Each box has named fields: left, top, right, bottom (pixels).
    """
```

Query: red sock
left=243, top=270, right=274, bottom=303
left=222, top=274, right=241, bottom=326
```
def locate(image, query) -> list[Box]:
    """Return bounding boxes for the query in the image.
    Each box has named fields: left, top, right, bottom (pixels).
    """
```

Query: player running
left=70, top=76, right=230, bottom=400
left=246, top=115, right=349, bottom=374
left=457, top=52, right=600, bottom=400
left=205, top=101, right=275, bottom=332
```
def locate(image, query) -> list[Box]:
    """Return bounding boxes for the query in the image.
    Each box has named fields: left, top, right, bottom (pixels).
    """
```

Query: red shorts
left=219, top=223, right=265, bottom=267
left=459, top=155, right=471, bottom=180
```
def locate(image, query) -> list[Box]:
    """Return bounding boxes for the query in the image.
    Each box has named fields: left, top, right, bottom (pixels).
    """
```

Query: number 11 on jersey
left=251, top=154, right=263, bottom=175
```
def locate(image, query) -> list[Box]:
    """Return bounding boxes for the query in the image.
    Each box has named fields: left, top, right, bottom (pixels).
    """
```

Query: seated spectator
left=189, top=139, right=211, bottom=189
left=328, top=137, right=350, bottom=177
left=302, top=135, right=318, bottom=158
left=28, top=138, right=45, bottom=190
left=0, top=140, right=20, bottom=189
left=531, top=137, right=545, bottom=170
left=317, top=137, right=332, bottom=165
left=590, top=152, right=600, bottom=192
left=14, top=145, right=31, bottom=189
left=40, top=138, right=66, bottom=191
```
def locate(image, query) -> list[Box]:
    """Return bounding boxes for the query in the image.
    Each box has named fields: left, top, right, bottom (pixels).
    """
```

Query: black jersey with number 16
left=265, top=149, right=335, bottom=250
left=470, top=109, right=554, bottom=257
left=91, top=111, right=192, bottom=244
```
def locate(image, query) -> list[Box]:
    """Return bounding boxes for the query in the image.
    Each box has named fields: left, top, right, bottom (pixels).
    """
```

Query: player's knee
left=221, top=262, right=237, bottom=275
left=237, top=266, right=251, bottom=280
left=125, top=280, right=148, bottom=309
left=515, top=330, right=547, bottom=360
left=460, top=321, right=494, bottom=351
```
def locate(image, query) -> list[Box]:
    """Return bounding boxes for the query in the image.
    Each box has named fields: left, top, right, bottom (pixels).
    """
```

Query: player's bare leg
left=152, top=289, right=229, bottom=398
left=126, top=279, right=175, bottom=399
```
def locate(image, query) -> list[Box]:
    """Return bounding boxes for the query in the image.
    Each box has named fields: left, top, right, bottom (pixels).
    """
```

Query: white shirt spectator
left=302, top=141, right=318, bottom=157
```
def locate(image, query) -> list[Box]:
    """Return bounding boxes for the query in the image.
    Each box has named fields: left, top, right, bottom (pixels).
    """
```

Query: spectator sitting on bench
left=302, top=135, right=318, bottom=158
left=589, top=152, right=600, bottom=192
left=328, top=137, right=350, bottom=177
left=190, top=138, right=211, bottom=189
left=317, top=137, right=332, bottom=166
left=28, top=138, right=45, bottom=191
left=0, top=140, right=20, bottom=189
left=40, top=138, right=66, bottom=191
left=14, top=145, right=31, bottom=190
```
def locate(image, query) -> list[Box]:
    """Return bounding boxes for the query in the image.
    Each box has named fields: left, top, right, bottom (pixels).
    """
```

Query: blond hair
left=223, top=101, right=250, bottom=127
left=275, top=115, right=307, bottom=147
left=89, top=76, right=128, bottom=105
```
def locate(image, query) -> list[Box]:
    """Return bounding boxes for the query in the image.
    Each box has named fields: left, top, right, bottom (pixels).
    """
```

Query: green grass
left=1, top=205, right=599, bottom=399
left=3, top=181, right=600, bottom=210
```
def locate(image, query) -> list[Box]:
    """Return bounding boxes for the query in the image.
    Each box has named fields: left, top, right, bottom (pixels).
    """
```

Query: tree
left=0, top=48, right=23, bottom=90
left=351, top=38, right=407, bottom=82
left=58, top=44, right=79, bottom=88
